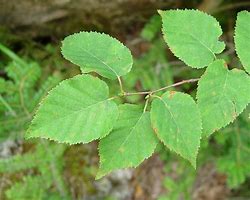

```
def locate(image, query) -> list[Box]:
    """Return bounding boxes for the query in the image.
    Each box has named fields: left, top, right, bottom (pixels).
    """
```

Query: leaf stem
left=143, top=98, right=150, bottom=113
left=117, top=76, right=125, bottom=95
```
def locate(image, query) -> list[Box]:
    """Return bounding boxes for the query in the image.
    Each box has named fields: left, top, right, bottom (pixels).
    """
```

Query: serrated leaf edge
left=196, top=59, right=250, bottom=137
left=26, top=74, right=118, bottom=145
left=61, top=31, right=133, bottom=80
left=96, top=109, right=157, bottom=179
left=151, top=91, right=202, bottom=168
left=234, top=10, right=250, bottom=74
left=158, top=9, right=225, bottom=68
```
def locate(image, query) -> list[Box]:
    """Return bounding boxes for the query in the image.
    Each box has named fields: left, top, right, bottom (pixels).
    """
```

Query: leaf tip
left=157, top=10, right=163, bottom=15
left=190, top=158, right=197, bottom=169
left=95, top=169, right=108, bottom=180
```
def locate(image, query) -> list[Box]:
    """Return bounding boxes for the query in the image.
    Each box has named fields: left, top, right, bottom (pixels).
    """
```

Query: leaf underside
left=159, top=9, right=225, bottom=68
left=235, top=10, right=250, bottom=74
left=97, top=104, right=158, bottom=179
left=27, top=75, right=118, bottom=144
left=61, top=31, right=133, bottom=79
left=197, top=59, right=250, bottom=137
left=150, top=91, right=202, bottom=167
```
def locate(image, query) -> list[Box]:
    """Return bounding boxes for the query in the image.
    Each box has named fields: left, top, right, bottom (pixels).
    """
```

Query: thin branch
left=123, top=78, right=200, bottom=96
left=117, top=76, right=125, bottom=94
left=212, top=2, right=250, bottom=14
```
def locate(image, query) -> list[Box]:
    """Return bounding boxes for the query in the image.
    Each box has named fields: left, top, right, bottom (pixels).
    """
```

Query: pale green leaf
left=159, top=9, right=225, bottom=68
left=235, top=10, right=250, bottom=74
left=150, top=91, right=202, bottom=167
left=97, top=104, right=158, bottom=179
left=26, top=75, right=118, bottom=144
left=61, top=31, right=133, bottom=79
left=197, top=59, right=250, bottom=137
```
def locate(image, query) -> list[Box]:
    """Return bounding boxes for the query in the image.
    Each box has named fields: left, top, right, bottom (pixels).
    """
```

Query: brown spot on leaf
left=153, top=127, right=158, bottom=134
left=118, top=147, right=125, bottom=153
left=232, top=112, right=237, bottom=120
left=169, top=91, right=176, bottom=99
left=212, top=128, right=219, bottom=133
left=223, top=62, right=228, bottom=69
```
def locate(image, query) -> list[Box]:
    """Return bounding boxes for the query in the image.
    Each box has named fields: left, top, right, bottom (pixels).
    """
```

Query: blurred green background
left=0, top=0, right=250, bottom=199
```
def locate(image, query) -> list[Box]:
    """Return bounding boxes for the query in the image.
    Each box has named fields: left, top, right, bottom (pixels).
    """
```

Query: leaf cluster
left=26, top=9, right=250, bottom=180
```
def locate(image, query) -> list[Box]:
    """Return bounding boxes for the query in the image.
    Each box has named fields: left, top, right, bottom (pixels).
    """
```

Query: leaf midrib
left=79, top=46, right=119, bottom=78
left=158, top=97, right=193, bottom=160
left=102, top=114, right=145, bottom=169
left=34, top=99, right=111, bottom=129
left=167, top=30, right=216, bottom=59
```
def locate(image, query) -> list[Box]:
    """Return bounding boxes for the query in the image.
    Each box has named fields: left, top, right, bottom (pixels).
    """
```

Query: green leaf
left=61, top=31, right=133, bottom=79
left=27, top=75, right=118, bottom=144
left=159, top=9, right=225, bottom=68
left=235, top=11, right=250, bottom=74
left=197, top=59, right=250, bottom=137
left=150, top=91, right=202, bottom=167
left=97, top=104, right=158, bottom=179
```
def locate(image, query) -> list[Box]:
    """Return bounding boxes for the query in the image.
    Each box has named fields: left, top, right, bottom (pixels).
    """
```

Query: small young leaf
left=235, top=11, right=250, bottom=74
left=27, top=75, right=118, bottom=144
left=150, top=91, right=202, bottom=167
left=97, top=104, right=158, bottom=179
left=197, top=59, right=250, bottom=137
left=61, top=31, right=133, bottom=79
left=159, top=9, right=225, bottom=68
